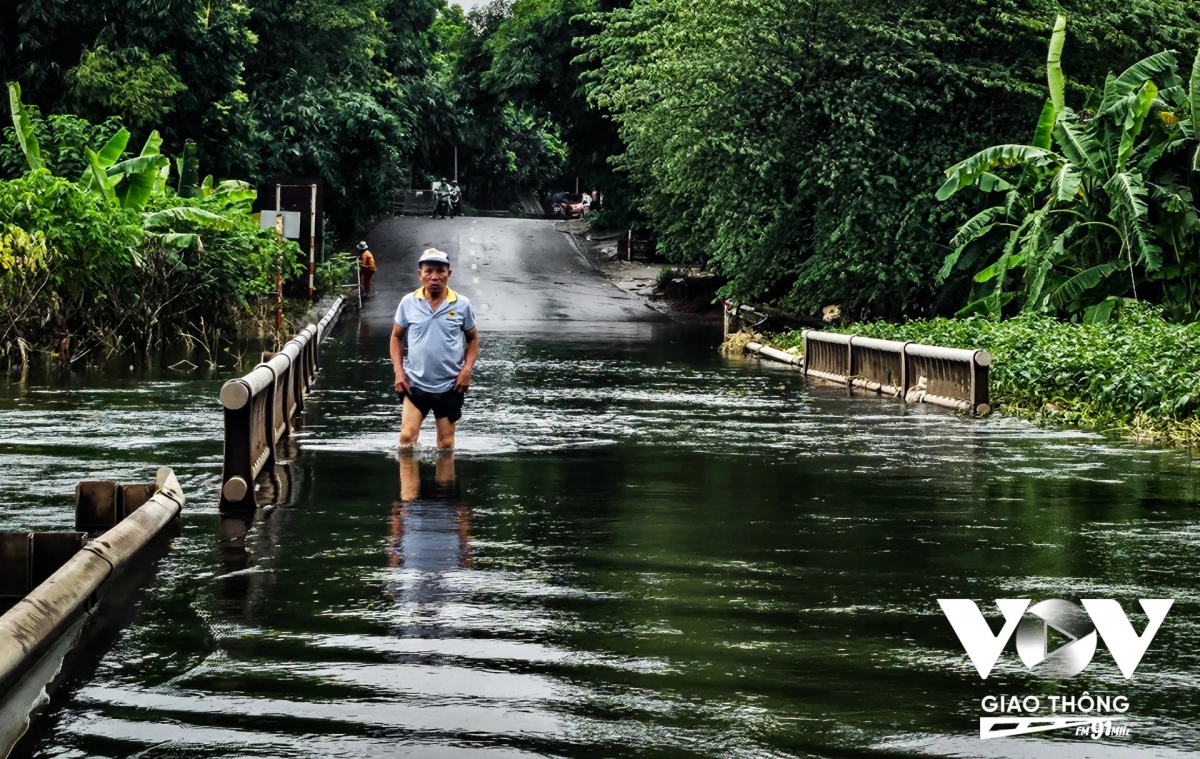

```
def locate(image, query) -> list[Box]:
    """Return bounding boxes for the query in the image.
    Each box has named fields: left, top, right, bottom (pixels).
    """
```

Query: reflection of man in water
left=387, top=451, right=472, bottom=636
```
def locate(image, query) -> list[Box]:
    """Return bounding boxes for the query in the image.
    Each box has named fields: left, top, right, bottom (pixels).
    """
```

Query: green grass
left=770, top=306, right=1200, bottom=445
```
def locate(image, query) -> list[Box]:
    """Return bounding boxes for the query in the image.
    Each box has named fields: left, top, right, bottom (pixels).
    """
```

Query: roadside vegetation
left=704, top=10, right=1200, bottom=446
left=588, top=2, right=1200, bottom=319
left=770, top=305, right=1200, bottom=445
left=1, top=84, right=299, bottom=366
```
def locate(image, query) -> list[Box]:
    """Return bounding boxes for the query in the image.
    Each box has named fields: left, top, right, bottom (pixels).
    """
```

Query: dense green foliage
left=1, top=0, right=443, bottom=232
left=0, top=0, right=621, bottom=227
left=586, top=0, right=1200, bottom=318
left=8, top=0, right=1200, bottom=321
left=1, top=87, right=298, bottom=363
left=940, top=19, right=1200, bottom=321
left=771, top=305, right=1200, bottom=443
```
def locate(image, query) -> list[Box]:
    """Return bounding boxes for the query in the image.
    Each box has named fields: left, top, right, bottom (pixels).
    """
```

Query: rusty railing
left=220, top=297, right=344, bottom=511
left=801, top=330, right=991, bottom=414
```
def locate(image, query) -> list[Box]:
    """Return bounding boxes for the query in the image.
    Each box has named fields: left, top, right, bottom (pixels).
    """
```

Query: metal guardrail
left=0, top=468, right=184, bottom=736
left=219, top=297, right=345, bottom=511
left=802, top=330, right=991, bottom=414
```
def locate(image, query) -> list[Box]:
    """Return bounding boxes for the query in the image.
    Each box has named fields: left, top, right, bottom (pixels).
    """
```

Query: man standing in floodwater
left=390, top=248, right=479, bottom=449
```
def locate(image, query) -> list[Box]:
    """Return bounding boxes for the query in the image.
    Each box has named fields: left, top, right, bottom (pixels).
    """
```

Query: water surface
left=2, top=317, right=1198, bottom=758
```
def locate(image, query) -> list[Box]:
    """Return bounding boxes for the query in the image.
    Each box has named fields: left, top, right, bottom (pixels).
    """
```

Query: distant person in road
left=357, top=241, right=376, bottom=297
left=432, top=177, right=451, bottom=218
left=391, top=248, right=479, bottom=449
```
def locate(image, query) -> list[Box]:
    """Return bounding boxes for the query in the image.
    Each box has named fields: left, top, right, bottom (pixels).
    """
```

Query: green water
left=1, top=318, right=1198, bottom=758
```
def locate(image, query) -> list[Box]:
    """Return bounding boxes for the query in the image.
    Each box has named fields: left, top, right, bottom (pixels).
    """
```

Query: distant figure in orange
left=357, top=241, right=376, bottom=297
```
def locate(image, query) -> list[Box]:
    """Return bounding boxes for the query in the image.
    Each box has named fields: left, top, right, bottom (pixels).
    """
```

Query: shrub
left=773, top=304, right=1200, bottom=443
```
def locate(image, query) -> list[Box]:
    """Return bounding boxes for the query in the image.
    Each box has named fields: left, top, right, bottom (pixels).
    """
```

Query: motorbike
left=449, top=190, right=462, bottom=218
left=432, top=191, right=451, bottom=219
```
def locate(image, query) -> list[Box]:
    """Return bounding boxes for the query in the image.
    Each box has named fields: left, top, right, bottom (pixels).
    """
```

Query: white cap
left=418, top=248, right=450, bottom=266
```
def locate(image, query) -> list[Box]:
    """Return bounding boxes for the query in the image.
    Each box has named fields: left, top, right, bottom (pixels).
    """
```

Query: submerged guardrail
left=0, top=468, right=185, bottom=754
left=220, top=297, right=345, bottom=511
left=801, top=330, right=991, bottom=415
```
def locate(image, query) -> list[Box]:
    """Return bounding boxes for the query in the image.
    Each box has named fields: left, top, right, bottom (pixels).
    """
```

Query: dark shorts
left=398, top=386, right=465, bottom=423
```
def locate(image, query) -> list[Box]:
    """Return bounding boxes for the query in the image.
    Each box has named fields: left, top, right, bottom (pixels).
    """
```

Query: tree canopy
left=5, top=0, right=1200, bottom=319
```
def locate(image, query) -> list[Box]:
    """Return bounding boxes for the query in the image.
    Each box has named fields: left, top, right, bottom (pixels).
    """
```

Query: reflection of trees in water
left=387, top=452, right=472, bottom=637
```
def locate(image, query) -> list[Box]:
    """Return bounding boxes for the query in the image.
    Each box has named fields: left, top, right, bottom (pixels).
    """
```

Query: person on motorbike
left=432, top=177, right=451, bottom=219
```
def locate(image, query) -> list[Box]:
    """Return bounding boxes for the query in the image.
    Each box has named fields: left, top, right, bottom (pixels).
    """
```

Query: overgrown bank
left=768, top=306, right=1200, bottom=445
left=1, top=86, right=301, bottom=367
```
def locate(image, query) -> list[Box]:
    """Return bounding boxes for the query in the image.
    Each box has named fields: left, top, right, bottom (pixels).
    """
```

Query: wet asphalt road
left=361, top=216, right=666, bottom=332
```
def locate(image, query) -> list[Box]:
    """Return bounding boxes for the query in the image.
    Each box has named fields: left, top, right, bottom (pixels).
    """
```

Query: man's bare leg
left=398, top=448, right=420, bottom=501
left=400, top=397, right=425, bottom=447
left=435, top=417, right=457, bottom=450
left=435, top=449, right=456, bottom=485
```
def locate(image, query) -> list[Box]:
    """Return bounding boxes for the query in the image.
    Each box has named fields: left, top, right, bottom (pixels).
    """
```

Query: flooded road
left=2, top=218, right=1200, bottom=757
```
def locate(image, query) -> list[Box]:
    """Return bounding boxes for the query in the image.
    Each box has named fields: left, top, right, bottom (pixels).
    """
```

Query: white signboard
left=259, top=210, right=302, bottom=239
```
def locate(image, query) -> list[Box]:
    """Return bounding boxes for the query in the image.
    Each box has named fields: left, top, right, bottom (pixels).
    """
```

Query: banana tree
left=937, top=16, right=1200, bottom=321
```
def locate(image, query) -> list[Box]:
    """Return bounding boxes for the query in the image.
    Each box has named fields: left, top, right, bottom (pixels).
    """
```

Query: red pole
left=275, top=213, right=284, bottom=333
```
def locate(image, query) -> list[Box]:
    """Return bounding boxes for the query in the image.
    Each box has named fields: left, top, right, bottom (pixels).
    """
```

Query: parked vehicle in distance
left=550, top=193, right=587, bottom=219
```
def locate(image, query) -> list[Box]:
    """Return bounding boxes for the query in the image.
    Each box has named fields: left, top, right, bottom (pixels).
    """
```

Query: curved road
left=361, top=216, right=665, bottom=332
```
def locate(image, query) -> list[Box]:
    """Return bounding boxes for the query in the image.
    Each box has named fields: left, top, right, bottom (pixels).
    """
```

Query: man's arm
left=391, top=323, right=411, bottom=393
left=455, top=327, right=479, bottom=393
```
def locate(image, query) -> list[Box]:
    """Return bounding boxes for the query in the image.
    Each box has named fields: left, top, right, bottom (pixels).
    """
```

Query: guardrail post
left=219, top=296, right=345, bottom=512
left=220, top=379, right=257, bottom=511
left=972, top=350, right=992, bottom=414
left=306, top=325, right=319, bottom=384
left=0, top=534, right=31, bottom=603
left=257, top=362, right=279, bottom=473
left=31, top=533, right=87, bottom=587
left=290, top=336, right=307, bottom=414
left=75, top=481, right=120, bottom=532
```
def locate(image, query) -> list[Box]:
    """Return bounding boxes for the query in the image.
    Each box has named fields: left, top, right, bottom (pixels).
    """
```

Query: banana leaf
left=1050, top=163, right=1081, bottom=202
left=1047, top=16, right=1067, bottom=114
left=1083, top=298, right=1118, bottom=324
left=1053, top=115, right=1103, bottom=170
left=1113, top=51, right=1178, bottom=99
left=84, top=148, right=118, bottom=206
left=937, top=145, right=1054, bottom=201
left=7, top=83, right=43, bottom=171
left=1032, top=100, right=1057, bottom=150
left=1192, top=42, right=1200, bottom=135
left=78, top=128, right=130, bottom=189
left=139, top=130, right=163, bottom=157
left=1048, top=262, right=1118, bottom=307
left=142, top=206, right=236, bottom=231
left=176, top=140, right=200, bottom=198
left=111, top=154, right=170, bottom=211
